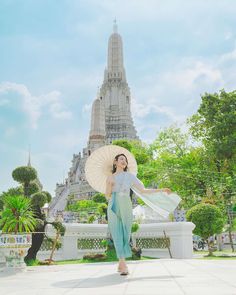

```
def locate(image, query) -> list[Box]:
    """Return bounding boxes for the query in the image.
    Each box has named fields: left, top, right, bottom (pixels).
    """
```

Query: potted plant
left=131, top=222, right=142, bottom=259
left=0, top=195, right=38, bottom=269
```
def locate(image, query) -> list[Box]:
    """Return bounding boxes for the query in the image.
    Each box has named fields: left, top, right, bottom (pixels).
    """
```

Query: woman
left=105, top=153, right=172, bottom=275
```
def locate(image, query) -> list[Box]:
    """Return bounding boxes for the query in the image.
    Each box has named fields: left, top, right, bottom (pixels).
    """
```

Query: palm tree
left=0, top=195, right=37, bottom=233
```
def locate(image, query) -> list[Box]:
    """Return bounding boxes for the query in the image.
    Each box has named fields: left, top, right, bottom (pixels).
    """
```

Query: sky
left=0, top=0, right=236, bottom=196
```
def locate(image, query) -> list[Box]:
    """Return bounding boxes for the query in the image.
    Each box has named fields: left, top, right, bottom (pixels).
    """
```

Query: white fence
left=37, top=222, right=195, bottom=261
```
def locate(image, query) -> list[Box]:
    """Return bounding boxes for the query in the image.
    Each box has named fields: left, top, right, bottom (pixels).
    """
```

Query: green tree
left=188, top=89, right=236, bottom=161
left=112, top=139, right=132, bottom=152
left=24, top=190, right=54, bottom=262
left=67, top=199, right=108, bottom=223
left=92, top=193, right=107, bottom=203
left=186, top=203, right=225, bottom=256
left=71, top=199, right=97, bottom=211
left=67, top=199, right=97, bottom=221
left=97, top=203, right=107, bottom=218
left=46, top=221, right=65, bottom=265
left=141, top=126, right=200, bottom=208
left=0, top=198, right=3, bottom=211
left=0, top=187, right=24, bottom=210
left=0, top=195, right=37, bottom=233
left=112, top=139, right=151, bottom=165
left=88, top=215, right=96, bottom=223
left=188, top=89, right=236, bottom=251
left=150, top=125, right=190, bottom=158
left=10, top=164, right=57, bottom=262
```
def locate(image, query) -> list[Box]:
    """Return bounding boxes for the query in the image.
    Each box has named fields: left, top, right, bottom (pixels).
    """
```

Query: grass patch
left=25, top=259, right=41, bottom=266
left=55, top=255, right=158, bottom=265
left=197, top=256, right=236, bottom=259
left=27, top=251, right=158, bottom=267
left=194, top=249, right=235, bottom=255
left=194, top=249, right=236, bottom=259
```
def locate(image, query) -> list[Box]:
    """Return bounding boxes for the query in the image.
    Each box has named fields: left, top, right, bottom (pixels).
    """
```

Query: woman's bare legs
left=118, top=258, right=128, bottom=271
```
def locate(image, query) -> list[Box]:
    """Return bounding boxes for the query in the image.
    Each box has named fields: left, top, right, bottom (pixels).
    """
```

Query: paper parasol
left=85, top=144, right=137, bottom=194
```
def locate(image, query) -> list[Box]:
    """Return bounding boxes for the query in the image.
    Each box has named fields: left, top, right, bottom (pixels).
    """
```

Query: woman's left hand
left=162, top=188, right=172, bottom=194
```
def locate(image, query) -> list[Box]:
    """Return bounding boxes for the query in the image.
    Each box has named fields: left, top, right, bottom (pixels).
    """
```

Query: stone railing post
left=134, top=222, right=195, bottom=259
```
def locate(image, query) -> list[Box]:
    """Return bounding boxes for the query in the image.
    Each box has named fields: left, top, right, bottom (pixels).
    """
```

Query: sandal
left=120, top=267, right=129, bottom=275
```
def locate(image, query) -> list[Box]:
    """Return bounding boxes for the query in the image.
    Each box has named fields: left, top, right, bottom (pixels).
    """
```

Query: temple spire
left=113, top=19, right=118, bottom=33
left=106, top=20, right=125, bottom=81
left=27, top=145, right=31, bottom=167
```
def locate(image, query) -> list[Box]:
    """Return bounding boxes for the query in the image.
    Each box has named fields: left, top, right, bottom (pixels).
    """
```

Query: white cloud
left=49, top=103, right=72, bottom=119
left=156, top=59, right=224, bottom=98
left=219, top=45, right=236, bottom=63
left=131, top=97, right=186, bottom=122
left=164, top=60, right=223, bottom=92
left=130, top=56, right=225, bottom=130
left=0, top=82, right=72, bottom=128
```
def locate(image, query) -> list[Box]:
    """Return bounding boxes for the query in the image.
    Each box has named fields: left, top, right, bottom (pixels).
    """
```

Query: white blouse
left=111, top=171, right=144, bottom=194
left=110, top=171, right=181, bottom=219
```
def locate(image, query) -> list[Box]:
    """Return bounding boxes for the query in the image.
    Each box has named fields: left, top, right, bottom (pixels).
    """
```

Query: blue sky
left=0, top=0, right=236, bottom=196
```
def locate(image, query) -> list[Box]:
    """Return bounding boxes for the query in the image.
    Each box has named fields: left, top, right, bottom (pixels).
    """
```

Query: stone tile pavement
left=0, top=259, right=236, bottom=295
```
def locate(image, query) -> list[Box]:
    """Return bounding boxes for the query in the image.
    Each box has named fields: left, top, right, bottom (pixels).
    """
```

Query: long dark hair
left=112, top=153, right=133, bottom=200
left=112, top=153, right=128, bottom=174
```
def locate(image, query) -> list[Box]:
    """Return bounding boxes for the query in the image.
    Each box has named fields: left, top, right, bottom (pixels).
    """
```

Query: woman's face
left=114, top=155, right=128, bottom=170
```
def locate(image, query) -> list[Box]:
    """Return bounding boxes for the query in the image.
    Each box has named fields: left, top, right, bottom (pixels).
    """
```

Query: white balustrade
left=37, top=222, right=195, bottom=261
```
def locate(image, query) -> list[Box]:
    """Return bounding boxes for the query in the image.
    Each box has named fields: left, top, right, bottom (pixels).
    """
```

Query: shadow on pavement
left=53, top=274, right=184, bottom=288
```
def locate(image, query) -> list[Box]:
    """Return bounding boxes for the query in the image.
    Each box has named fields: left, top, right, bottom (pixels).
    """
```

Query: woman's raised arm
left=131, top=174, right=171, bottom=194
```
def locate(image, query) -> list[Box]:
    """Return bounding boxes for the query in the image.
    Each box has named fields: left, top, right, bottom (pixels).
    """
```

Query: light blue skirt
left=107, top=191, right=133, bottom=259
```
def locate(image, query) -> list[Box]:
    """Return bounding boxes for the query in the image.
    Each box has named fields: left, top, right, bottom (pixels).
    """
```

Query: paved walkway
left=1, top=259, right=236, bottom=295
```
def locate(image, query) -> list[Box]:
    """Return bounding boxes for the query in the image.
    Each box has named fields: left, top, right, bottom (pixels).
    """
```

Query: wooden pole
left=48, top=232, right=60, bottom=265
left=163, top=230, right=172, bottom=258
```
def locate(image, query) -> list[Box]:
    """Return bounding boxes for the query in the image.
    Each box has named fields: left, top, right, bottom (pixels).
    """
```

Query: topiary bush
left=31, top=192, right=47, bottom=208
left=42, top=191, right=52, bottom=203
left=12, top=166, right=37, bottom=197
left=7, top=164, right=56, bottom=264
left=27, top=182, right=41, bottom=196
left=186, top=203, right=225, bottom=256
